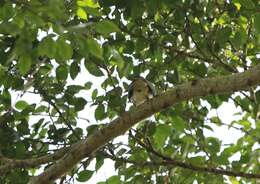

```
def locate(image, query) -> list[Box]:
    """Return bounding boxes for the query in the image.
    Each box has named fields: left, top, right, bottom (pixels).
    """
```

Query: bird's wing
left=127, top=81, right=135, bottom=100
left=146, top=80, right=156, bottom=96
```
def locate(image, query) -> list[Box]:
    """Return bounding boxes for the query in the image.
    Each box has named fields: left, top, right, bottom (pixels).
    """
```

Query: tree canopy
left=0, top=0, right=260, bottom=183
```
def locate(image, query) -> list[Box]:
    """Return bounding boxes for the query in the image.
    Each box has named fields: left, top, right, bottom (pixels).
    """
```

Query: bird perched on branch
left=128, top=77, right=156, bottom=106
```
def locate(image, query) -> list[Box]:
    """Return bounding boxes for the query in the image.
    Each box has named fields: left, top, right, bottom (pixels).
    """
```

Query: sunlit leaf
left=77, top=7, right=88, bottom=20
left=77, top=0, right=100, bottom=8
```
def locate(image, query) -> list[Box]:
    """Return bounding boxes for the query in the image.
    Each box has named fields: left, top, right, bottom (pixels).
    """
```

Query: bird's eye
left=137, top=89, right=142, bottom=92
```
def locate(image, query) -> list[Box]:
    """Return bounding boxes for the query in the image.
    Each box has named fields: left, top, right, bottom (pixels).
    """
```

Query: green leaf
left=0, top=65, right=6, bottom=78
left=129, top=149, right=148, bottom=162
left=172, top=116, right=186, bottom=132
left=206, top=137, right=221, bottom=154
left=235, top=0, right=255, bottom=9
left=210, top=116, right=221, bottom=125
left=238, top=120, right=251, bottom=130
left=107, top=176, right=121, bottom=184
left=32, top=118, right=44, bottom=133
left=17, top=121, right=30, bottom=135
left=74, top=97, right=87, bottom=111
left=84, top=61, right=103, bottom=76
left=67, top=85, right=84, bottom=93
left=123, top=165, right=135, bottom=181
left=70, top=61, right=80, bottom=79
left=15, top=100, right=29, bottom=110
left=86, top=124, right=99, bottom=135
left=56, top=65, right=68, bottom=81
left=216, top=152, right=229, bottom=165
left=216, top=27, right=232, bottom=45
left=189, top=156, right=206, bottom=165
left=254, top=13, right=260, bottom=33
left=110, top=49, right=124, bottom=70
left=229, top=177, right=240, bottom=184
left=0, top=21, right=20, bottom=36
left=37, top=36, right=57, bottom=58
left=56, top=38, right=73, bottom=60
left=85, top=82, right=92, bottom=90
left=13, top=14, right=25, bottom=29
left=0, top=3, right=15, bottom=20
left=95, top=104, right=106, bottom=120
left=18, top=54, right=32, bottom=75
left=232, top=29, right=247, bottom=48
left=83, top=7, right=102, bottom=17
left=153, top=124, right=172, bottom=148
left=1, top=89, right=11, bottom=106
left=77, top=170, right=94, bottom=182
left=95, top=154, right=104, bottom=171
left=239, top=152, right=250, bottom=164
left=21, top=104, right=36, bottom=116
left=15, top=141, right=26, bottom=157
left=95, top=20, right=120, bottom=36
left=86, top=38, right=103, bottom=59
left=92, top=89, right=98, bottom=100
left=116, top=148, right=127, bottom=156
left=24, top=12, right=45, bottom=28
left=135, top=38, right=148, bottom=51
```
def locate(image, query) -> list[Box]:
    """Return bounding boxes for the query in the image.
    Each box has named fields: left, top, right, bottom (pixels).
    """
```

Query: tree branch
left=29, top=64, right=260, bottom=184
left=0, top=146, right=69, bottom=176
left=103, top=151, right=260, bottom=179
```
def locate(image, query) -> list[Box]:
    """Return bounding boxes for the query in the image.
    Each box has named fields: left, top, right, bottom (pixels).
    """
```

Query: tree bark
left=29, top=64, right=260, bottom=184
left=0, top=147, right=69, bottom=176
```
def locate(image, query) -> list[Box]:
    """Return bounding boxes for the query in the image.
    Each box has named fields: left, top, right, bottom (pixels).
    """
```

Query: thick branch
left=0, top=147, right=69, bottom=176
left=29, top=64, right=260, bottom=184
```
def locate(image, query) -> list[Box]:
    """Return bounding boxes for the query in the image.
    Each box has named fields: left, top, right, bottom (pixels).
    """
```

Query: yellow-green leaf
left=77, top=8, right=88, bottom=20
left=77, top=0, right=100, bottom=8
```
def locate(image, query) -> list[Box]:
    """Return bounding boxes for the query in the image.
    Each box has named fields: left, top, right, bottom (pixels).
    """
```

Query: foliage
left=0, top=0, right=259, bottom=183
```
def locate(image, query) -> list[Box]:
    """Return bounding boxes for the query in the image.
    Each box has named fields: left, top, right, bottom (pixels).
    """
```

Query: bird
left=128, top=77, right=156, bottom=106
